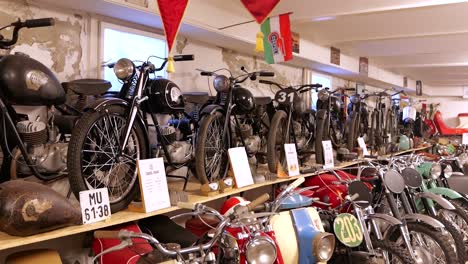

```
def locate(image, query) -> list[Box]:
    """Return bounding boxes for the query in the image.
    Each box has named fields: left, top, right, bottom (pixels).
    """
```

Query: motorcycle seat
left=434, top=111, right=468, bottom=135
left=254, top=96, right=272, bottom=105
left=62, top=79, right=112, bottom=96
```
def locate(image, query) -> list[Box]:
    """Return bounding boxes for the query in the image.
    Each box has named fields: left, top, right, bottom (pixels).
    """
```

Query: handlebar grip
left=247, top=193, right=270, bottom=211
left=290, top=177, right=305, bottom=189
left=364, top=155, right=378, bottom=159
left=173, top=54, right=194, bottom=61
left=200, top=71, right=213, bottom=76
left=94, top=230, right=121, bottom=239
left=259, top=80, right=275, bottom=85
left=177, top=202, right=196, bottom=210
left=259, top=71, right=275, bottom=77
left=24, top=18, right=55, bottom=28
left=348, top=193, right=360, bottom=201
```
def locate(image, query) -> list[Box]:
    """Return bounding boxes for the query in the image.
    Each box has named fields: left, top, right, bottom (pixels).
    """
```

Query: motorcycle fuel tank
left=0, top=54, right=65, bottom=106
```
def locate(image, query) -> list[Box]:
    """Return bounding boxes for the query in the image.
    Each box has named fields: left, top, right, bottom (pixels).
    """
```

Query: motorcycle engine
left=293, top=121, right=306, bottom=150
left=159, top=124, right=193, bottom=164
left=15, top=120, right=67, bottom=175
left=236, top=123, right=261, bottom=155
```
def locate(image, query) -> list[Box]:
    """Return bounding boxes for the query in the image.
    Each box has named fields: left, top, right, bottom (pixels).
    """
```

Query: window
left=101, top=23, right=167, bottom=91
left=311, top=73, right=332, bottom=110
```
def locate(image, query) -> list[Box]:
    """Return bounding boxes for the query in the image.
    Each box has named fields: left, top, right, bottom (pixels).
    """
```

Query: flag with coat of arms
left=261, top=13, right=293, bottom=64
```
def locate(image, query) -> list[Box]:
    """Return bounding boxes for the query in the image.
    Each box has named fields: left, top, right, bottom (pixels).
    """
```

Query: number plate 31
left=274, top=88, right=297, bottom=105
left=333, top=213, right=363, bottom=247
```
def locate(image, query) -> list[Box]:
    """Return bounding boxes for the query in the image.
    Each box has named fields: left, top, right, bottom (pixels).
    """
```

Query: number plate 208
left=79, top=188, right=111, bottom=224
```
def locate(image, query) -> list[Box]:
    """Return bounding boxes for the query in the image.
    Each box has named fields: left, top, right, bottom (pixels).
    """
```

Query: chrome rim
left=396, top=231, right=446, bottom=264
left=81, top=113, right=139, bottom=203
left=204, top=115, right=227, bottom=182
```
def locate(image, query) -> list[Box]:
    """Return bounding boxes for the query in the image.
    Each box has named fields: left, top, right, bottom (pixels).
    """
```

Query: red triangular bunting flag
left=157, top=0, right=189, bottom=53
left=240, top=0, right=280, bottom=24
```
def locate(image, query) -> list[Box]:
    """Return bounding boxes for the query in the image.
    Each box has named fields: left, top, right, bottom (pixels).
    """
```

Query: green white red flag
left=261, top=13, right=293, bottom=64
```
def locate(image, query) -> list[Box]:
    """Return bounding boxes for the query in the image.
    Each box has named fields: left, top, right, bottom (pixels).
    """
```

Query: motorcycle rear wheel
left=267, top=110, right=287, bottom=173
left=68, top=105, right=147, bottom=213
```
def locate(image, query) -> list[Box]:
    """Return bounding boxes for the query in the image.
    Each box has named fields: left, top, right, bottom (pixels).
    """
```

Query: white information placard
left=463, top=133, right=468, bottom=145
left=137, top=158, right=171, bottom=213
left=285, top=143, right=300, bottom=176
left=228, top=147, right=254, bottom=188
left=357, top=137, right=369, bottom=156
left=79, top=188, right=111, bottom=224
left=322, top=140, right=334, bottom=169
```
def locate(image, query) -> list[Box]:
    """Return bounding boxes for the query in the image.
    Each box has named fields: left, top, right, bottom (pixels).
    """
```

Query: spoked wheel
left=300, top=112, right=315, bottom=163
left=315, top=109, right=327, bottom=164
left=438, top=200, right=468, bottom=257
left=391, top=222, right=458, bottom=264
left=195, top=112, right=230, bottom=184
left=68, top=105, right=147, bottom=213
left=372, top=240, right=415, bottom=264
left=267, top=110, right=287, bottom=173
left=346, top=112, right=359, bottom=151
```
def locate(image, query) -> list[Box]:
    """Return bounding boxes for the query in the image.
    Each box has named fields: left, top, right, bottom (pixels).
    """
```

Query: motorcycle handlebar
left=259, top=71, right=275, bottom=77
left=200, top=71, right=213, bottom=76
left=173, top=54, right=194, bottom=61
left=247, top=193, right=270, bottom=211
left=24, top=18, right=55, bottom=28
left=94, top=230, right=122, bottom=239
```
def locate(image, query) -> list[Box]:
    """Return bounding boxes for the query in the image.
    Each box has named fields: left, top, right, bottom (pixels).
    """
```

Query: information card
left=284, top=143, right=300, bottom=176
left=228, top=147, right=254, bottom=188
left=322, top=140, right=334, bottom=169
left=357, top=137, right=369, bottom=156
left=137, top=158, right=171, bottom=213
left=79, top=188, right=111, bottom=225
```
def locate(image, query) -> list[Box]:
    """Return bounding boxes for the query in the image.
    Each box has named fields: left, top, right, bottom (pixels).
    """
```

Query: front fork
left=119, top=96, right=148, bottom=153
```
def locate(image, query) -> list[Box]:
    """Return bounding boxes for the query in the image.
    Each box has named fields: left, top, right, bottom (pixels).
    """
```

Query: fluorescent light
left=312, top=16, right=336, bottom=22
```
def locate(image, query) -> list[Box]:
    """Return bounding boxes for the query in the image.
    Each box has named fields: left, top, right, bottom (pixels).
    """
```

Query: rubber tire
left=346, top=112, right=358, bottom=151
left=389, top=222, right=458, bottom=264
left=314, top=109, right=327, bottom=164
left=195, top=112, right=230, bottom=184
left=434, top=214, right=466, bottom=264
left=440, top=199, right=468, bottom=256
left=267, top=110, right=287, bottom=173
left=67, top=105, right=147, bottom=213
left=372, top=240, right=415, bottom=264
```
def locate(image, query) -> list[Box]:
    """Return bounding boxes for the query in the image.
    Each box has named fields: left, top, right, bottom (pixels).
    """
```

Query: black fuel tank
left=0, top=54, right=65, bottom=106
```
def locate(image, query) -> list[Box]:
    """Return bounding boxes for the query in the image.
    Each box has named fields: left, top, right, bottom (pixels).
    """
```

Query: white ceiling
left=205, top=0, right=468, bottom=87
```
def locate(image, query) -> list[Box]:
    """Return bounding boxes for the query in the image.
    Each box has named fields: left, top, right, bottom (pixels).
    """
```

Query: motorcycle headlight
left=245, top=236, right=277, bottom=264
left=350, top=95, right=359, bottom=104
left=444, top=164, right=453, bottom=179
left=213, top=75, right=230, bottom=92
left=313, top=232, right=336, bottom=262
left=430, top=163, right=442, bottom=179
left=114, top=58, right=135, bottom=81
left=458, top=153, right=468, bottom=166
left=318, top=89, right=329, bottom=101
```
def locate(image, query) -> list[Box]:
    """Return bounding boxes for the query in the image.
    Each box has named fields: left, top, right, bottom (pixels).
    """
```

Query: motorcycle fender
left=415, top=192, right=455, bottom=210
left=426, top=186, right=463, bottom=200
left=369, top=213, right=402, bottom=226
left=402, top=213, right=445, bottom=229
left=270, top=207, right=324, bottom=264
left=316, top=109, right=327, bottom=120
left=85, top=97, right=150, bottom=157
left=199, top=104, right=224, bottom=117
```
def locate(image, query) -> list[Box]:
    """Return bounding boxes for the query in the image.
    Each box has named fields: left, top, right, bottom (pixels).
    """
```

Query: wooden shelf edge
left=0, top=146, right=430, bottom=251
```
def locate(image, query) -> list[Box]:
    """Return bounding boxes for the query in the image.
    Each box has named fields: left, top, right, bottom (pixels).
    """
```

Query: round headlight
left=245, top=236, right=277, bottom=264
left=430, top=163, right=442, bottom=179
left=114, top=58, right=135, bottom=81
left=313, top=232, right=336, bottom=262
left=350, top=95, right=359, bottom=104
left=213, top=75, right=230, bottom=93
left=318, top=89, right=329, bottom=101
left=444, top=165, right=453, bottom=179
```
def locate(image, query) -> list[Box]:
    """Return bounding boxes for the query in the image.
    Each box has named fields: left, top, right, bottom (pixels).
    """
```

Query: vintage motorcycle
left=0, top=18, right=111, bottom=181
left=67, top=54, right=197, bottom=212
left=259, top=80, right=320, bottom=173
left=194, top=68, right=274, bottom=184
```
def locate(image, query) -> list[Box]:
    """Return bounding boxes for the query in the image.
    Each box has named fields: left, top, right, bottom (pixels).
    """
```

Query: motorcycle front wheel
left=68, top=105, right=147, bottom=213
left=267, top=110, right=287, bottom=173
left=195, top=111, right=230, bottom=184
left=372, top=240, right=415, bottom=264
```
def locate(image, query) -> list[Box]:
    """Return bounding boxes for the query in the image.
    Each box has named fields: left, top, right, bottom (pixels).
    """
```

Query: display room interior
left=1, top=0, right=468, bottom=263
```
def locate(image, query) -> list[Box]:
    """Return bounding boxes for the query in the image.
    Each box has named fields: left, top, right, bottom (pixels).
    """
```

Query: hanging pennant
left=157, top=0, right=189, bottom=73
left=240, top=0, right=280, bottom=24
left=261, top=13, right=293, bottom=64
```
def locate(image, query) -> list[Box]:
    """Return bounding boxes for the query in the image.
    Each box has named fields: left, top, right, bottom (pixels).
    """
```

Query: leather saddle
left=62, top=79, right=112, bottom=96
left=183, top=92, right=214, bottom=105
left=255, top=96, right=272, bottom=105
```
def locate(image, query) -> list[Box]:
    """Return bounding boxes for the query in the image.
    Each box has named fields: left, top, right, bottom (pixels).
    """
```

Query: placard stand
left=200, top=182, right=220, bottom=196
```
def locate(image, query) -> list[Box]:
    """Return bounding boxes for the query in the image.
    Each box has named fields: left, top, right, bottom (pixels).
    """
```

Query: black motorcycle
left=194, top=68, right=274, bottom=184
left=0, top=18, right=111, bottom=182
left=259, top=80, right=320, bottom=173
left=67, top=54, right=198, bottom=212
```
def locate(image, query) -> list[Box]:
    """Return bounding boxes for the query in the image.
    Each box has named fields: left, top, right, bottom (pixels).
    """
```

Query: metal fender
left=316, top=109, right=327, bottom=120
left=369, top=213, right=403, bottom=226
left=402, top=213, right=445, bottom=229
left=199, top=104, right=224, bottom=117
left=270, top=207, right=326, bottom=264
left=415, top=192, right=455, bottom=210
left=426, top=186, right=463, bottom=200
left=84, top=97, right=150, bottom=157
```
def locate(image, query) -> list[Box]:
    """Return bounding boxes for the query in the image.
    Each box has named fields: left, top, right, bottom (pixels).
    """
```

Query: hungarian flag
left=261, top=13, right=293, bottom=64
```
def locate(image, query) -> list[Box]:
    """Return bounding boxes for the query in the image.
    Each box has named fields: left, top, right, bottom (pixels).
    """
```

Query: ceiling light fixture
left=312, top=16, right=336, bottom=22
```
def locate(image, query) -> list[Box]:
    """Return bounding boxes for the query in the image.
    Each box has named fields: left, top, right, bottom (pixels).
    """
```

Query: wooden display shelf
left=0, top=146, right=429, bottom=251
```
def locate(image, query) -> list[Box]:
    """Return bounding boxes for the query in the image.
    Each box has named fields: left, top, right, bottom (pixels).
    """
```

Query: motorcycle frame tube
left=0, top=97, right=60, bottom=181
left=353, top=206, right=375, bottom=253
